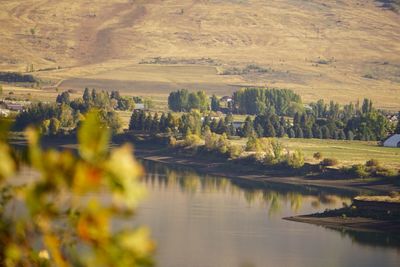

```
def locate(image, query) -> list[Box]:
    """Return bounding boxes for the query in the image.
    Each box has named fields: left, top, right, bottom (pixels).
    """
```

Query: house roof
left=383, top=134, right=400, bottom=147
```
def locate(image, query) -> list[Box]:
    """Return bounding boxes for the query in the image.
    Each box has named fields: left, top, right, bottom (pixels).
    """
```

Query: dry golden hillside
left=1, top=0, right=400, bottom=109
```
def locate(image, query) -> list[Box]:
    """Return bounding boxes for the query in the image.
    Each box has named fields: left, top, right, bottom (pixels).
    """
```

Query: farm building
left=383, top=134, right=400, bottom=148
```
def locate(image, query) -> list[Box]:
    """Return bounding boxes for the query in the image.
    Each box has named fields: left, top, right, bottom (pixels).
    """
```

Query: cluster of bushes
left=343, top=159, right=399, bottom=178
left=203, top=127, right=243, bottom=159
left=245, top=137, right=304, bottom=168
left=167, top=125, right=305, bottom=170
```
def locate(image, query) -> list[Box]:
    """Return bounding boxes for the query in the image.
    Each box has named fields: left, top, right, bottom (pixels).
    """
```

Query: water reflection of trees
left=328, top=227, right=400, bottom=250
left=141, top=160, right=352, bottom=216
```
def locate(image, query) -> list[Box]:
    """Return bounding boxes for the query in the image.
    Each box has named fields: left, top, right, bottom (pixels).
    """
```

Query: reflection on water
left=136, top=160, right=400, bottom=267
left=328, top=227, right=400, bottom=249
left=141, top=160, right=352, bottom=217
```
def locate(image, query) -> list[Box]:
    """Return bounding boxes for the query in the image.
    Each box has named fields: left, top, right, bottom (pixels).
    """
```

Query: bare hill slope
left=1, top=0, right=400, bottom=109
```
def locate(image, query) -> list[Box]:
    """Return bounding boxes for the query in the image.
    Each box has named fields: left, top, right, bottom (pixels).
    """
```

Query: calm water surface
left=136, top=161, right=400, bottom=267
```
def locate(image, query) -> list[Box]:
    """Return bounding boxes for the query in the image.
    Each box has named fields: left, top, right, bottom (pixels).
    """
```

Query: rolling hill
left=1, top=0, right=400, bottom=109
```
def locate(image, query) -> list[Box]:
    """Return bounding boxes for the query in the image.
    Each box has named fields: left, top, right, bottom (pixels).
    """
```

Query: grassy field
left=1, top=0, right=400, bottom=109
left=231, top=137, right=400, bottom=169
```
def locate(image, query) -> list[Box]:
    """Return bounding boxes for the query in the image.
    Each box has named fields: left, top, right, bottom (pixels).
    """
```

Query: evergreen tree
left=265, top=122, right=276, bottom=137
left=338, top=129, right=346, bottom=140
left=288, top=128, right=296, bottom=138
left=304, top=126, right=313, bottom=139
left=83, top=88, right=91, bottom=104
left=211, top=95, right=220, bottom=111
left=129, top=110, right=139, bottom=130
left=144, top=113, right=152, bottom=131
left=277, top=126, right=285, bottom=137
left=227, top=123, right=236, bottom=137
left=293, top=112, right=300, bottom=126
left=159, top=113, right=167, bottom=132
left=151, top=113, right=160, bottom=132
left=56, top=91, right=70, bottom=105
left=210, top=118, right=219, bottom=132
left=321, top=126, right=330, bottom=139
left=294, top=126, right=303, bottom=138
left=242, top=116, right=254, bottom=137
left=347, top=130, right=354, bottom=140
left=138, top=110, right=146, bottom=130
left=216, top=119, right=227, bottom=134
left=312, top=125, right=322, bottom=139
left=255, top=123, right=264, bottom=137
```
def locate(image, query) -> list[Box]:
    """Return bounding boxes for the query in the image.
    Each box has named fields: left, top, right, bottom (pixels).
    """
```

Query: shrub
left=285, top=149, right=305, bottom=169
left=227, top=144, right=244, bottom=159
left=184, top=133, right=202, bottom=147
left=366, top=159, right=380, bottom=167
left=168, top=136, right=177, bottom=147
left=217, top=133, right=229, bottom=154
left=320, top=158, right=339, bottom=167
left=350, top=164, right=370, bottom=178
left=375, top=167, right=398, bottom=178
left=313, top=152, right=322, bottom=160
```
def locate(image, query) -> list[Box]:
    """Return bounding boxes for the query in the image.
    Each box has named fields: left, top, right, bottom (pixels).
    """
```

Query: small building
left=232, top=121, right=244, bottom=130
left=387, top=115, right=398, bottom=123
left=134, top=103, right=145, bottom=110
left=383, top=134, right=400, bottom=148
left=220, top=96, right=233, bottom=102
left=6, top=103, right=24, bottom=111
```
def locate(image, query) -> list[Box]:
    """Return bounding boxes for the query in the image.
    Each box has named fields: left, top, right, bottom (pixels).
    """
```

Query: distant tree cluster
left=13, top=88, right=134, bottom=135
left=129, top=109, right=239, bottom=138
left=68, top=88, right=135, bottom=112
left=147, top=88, right=394, bottom=142
left=238, top=98, right=392, bottom=141
left=0, top=72, right=37, bottom=83
left=168, top=89, right=209, bottom=112
left=232, top=87, right=303, bottom=116
left=129, top=110, right=178, bottom=134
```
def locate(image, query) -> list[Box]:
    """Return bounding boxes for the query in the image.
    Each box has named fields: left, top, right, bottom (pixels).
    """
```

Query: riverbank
left=10, top=135, right=400, bottom=194
left=284, top=196, right=400, bottom=233
left=284, top=215, right=400, bottom=233
left=131, top=141, right=400, bottom=194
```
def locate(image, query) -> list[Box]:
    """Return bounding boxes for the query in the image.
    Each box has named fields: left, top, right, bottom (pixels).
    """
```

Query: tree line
left=167, top=87, right=397, bottom=141
left=13, top=88, right=139, bottom=135
left=133, top=99, right=396, bottom=142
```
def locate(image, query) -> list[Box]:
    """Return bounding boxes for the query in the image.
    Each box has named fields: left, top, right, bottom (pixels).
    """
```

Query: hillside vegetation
left=1, top=0, right=400, bottom=109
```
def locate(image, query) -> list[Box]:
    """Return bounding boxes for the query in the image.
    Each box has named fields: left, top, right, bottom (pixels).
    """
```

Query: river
left=135, top=160, right=400, bottom=267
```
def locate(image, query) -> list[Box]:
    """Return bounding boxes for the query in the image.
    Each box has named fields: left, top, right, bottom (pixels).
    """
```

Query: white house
left=383, top=134, right=400, bottom=148
left=134, top=103, right=145, bottom=110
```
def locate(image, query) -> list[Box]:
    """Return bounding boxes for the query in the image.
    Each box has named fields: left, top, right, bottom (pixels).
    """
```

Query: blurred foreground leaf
left=0, top=109, right=154, bottom=267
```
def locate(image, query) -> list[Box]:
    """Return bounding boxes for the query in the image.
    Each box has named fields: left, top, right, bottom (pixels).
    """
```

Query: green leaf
left=78, top=109, right=110, bottom=162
